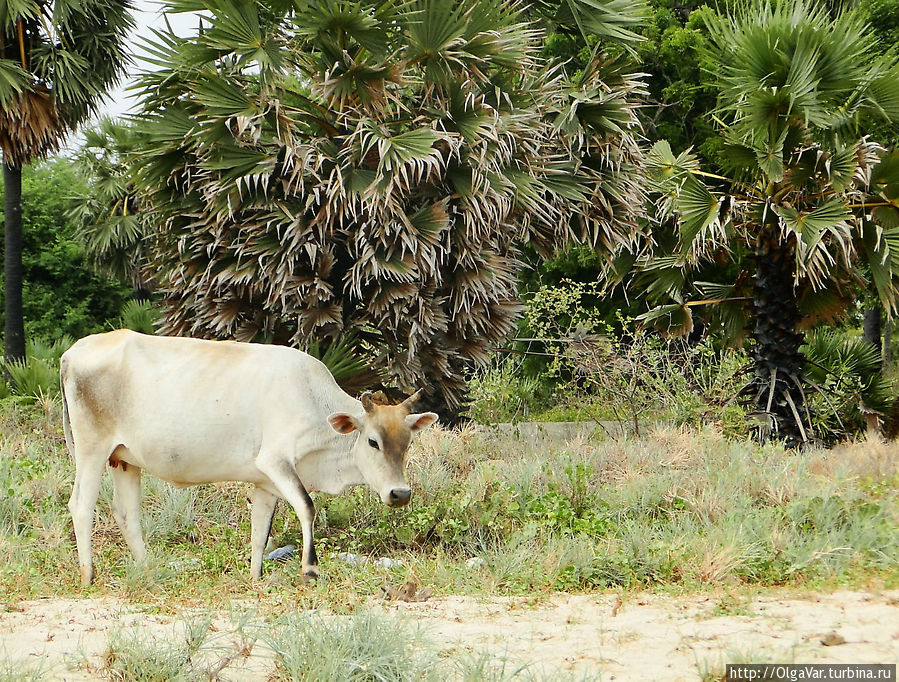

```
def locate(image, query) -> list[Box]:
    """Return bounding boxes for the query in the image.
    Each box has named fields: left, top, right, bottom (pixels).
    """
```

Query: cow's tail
left=60, top=358, right=75, bottom=457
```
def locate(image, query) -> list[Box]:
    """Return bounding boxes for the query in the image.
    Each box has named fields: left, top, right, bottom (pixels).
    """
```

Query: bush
left=118, top=299, right=159, bottom=335
left=3, top=336, right=74, bottom=400
left=467, top=359, right=543, bottom=423
left=803, top=330, right=896, bottom=442
left=472, top=279, right=751, bottom=433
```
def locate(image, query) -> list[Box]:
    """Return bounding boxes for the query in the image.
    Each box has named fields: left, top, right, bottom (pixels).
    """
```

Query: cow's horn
left=360, top=391, right=376, bottom=413
left=401, top=389, right=424, bottom=410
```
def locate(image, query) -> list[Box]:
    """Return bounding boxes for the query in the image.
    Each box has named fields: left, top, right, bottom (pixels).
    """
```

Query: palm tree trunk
left=752, top=224, right=807, bottom=445
left=884, top=322, right=892, bottom=368
left=862, top=306, right=881, bottom=353
left=3, top=162, right=26, bottom=363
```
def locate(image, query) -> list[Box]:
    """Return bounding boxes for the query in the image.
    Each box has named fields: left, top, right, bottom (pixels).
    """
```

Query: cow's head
left=327, top=390, right=438, bottom=507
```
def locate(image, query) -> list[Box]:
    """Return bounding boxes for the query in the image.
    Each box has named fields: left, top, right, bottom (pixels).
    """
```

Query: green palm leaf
left=677, top=175, right=722, bottom=256
left=0, top=59, right=28, bottom=107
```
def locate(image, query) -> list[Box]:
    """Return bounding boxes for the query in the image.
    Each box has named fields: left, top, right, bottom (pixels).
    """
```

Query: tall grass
left=0, top=401, right=896, bottom=604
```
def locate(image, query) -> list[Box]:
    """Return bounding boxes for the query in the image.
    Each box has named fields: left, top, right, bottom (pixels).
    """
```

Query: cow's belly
left=113, top=420, right=269, bottom=487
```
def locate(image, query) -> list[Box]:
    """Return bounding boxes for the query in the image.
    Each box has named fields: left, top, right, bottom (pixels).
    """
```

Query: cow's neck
left=334, top=432, right=365, bottom=488
left=296, top=430, right=366, bottom=494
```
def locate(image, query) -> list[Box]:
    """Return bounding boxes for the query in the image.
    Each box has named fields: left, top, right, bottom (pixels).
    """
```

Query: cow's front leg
left=249, top=486, right=278, bottom=579
left=256, top=458, right=318, bottom=580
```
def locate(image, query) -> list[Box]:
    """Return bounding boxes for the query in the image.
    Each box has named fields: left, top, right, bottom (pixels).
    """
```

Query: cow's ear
left=405, top=412, right=438, bottom=433
left=328, top=413, right=361, bottom=434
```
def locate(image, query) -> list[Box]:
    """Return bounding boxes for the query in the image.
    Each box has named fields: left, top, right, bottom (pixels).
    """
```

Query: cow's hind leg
left=250, top=486, right=277, bottom=580
left=67, top=450, right=109, bottom=586
left=110, top=452, right=146, bottom=564
left=256, top=458, right=318, bottom=580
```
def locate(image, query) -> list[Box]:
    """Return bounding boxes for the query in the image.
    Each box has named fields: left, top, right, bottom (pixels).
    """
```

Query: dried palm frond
left=133, top=0, right=646, bottom=407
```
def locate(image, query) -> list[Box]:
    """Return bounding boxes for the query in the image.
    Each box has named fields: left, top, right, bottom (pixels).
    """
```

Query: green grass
left=1, top=401, right=897, bottom=608
left=1, top=399, right=897, bottom=678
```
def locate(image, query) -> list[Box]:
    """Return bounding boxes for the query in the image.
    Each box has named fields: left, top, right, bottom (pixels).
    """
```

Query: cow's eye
left=368, top=438, right=380, bottom=450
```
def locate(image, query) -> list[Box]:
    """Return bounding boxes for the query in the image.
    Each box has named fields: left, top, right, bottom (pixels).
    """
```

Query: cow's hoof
left=302, top=569, right=322, bottom=584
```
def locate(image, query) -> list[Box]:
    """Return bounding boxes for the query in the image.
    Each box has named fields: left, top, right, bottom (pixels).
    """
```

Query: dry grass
left=0, top=401, right=897, bottom=606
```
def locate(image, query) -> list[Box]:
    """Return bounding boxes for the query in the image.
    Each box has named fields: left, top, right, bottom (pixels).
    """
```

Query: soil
left=1, top=589, right=897, bottom=680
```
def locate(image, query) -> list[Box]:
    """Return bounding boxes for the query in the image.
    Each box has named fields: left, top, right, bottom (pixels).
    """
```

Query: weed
left=0, top=655, right=47, bottom=681
left=102, top=617, right=214, bottom=682
left=264, top=610, right=433, bottom=681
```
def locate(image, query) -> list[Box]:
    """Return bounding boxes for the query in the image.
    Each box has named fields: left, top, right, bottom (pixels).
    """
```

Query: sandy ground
left=1, top=589, right=897, bottom=680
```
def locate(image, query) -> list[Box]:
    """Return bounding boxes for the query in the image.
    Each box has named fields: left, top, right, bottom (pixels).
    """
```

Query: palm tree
left=613, top=0, right=899, bottom=444
left=131, top=0, right=646, bottom=411
left=68, top=117, right=152, bottom=299
left=0, top=0, right=133, bottom=361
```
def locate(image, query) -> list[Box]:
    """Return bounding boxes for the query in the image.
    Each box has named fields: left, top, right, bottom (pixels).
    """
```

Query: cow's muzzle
left=387, top=487, right=412, bottom=507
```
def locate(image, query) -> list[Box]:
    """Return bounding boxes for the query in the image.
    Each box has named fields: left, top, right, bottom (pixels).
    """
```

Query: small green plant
left=102, top=618, right=213, bottom=682
left=3, top=336, right=75, bottom=400
left=306, top=336, right=383, bottom=395
left=118, top=299, right=160, bottom=335
left=803, top=330, right=896, bottom=442
left=5, top=357, right=59, bottom=400
left=467, top=358, right=543, bottom=423
left=0, top=657, right=47, bottom=682
left=265, top=611, right=434, bottom=681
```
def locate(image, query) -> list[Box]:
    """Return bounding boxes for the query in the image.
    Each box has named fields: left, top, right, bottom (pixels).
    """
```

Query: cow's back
left=61, top=330, right=354, bottom=485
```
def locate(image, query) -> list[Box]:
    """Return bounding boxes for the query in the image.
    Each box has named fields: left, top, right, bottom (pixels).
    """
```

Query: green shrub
left=467, top=359, right=543, bottom=423
left=118, top=299, right=159, bottom=335
left=803, top=330, right=896, bottom=442
left=3, top=336, right=75, bottom=399
left=481, top=278, right=752, bottom=433
left=265, top=611, right=433, bottom=682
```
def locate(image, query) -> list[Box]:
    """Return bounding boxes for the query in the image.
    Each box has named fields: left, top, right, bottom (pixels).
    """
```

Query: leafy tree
left=68, top=117, right=152, bottom=298
left=0, top=0, right=133, bottom=361
left=132, top=0, right=646, bottom=410
left=0, top=158, right=132, bottom=341
left=611, top=0, right=899, bottom=444
left=634, top=2, right=719, bottom=163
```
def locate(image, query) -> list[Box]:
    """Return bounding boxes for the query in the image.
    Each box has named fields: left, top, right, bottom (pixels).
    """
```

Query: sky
left=98, top=0, right=202, bottom=121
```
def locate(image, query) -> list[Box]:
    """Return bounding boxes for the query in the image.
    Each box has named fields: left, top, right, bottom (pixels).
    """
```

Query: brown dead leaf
left=820, top=632, right=846, bottom=646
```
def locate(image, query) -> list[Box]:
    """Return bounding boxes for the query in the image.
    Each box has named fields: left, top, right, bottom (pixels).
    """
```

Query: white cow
left=60, top=329, right=438, bottom=586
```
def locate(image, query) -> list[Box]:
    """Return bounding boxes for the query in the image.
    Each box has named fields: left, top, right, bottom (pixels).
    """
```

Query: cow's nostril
left=388, top=488, right=411, bottom=506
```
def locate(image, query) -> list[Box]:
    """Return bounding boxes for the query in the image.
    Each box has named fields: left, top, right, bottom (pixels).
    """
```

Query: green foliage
left=0, top=159, right=132, bottom=342
left=803, top=329, right=896, bottom=442
left=3, top=336, right=73, bottom=400
left=266, top=611, right=432, bottom=682
left=467, top=359, right=543, bottom=423
left=132, top=0, right=646, bottom=407
left=489, top=279, right=751, bottom=432
left=635, top=2, right=720, bottom=163
left=118, top=300, right=159, bottom=335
